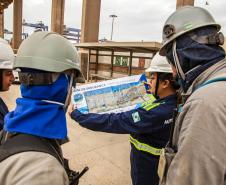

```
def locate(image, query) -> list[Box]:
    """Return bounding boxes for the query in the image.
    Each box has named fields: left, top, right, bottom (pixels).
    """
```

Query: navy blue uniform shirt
left=0, top=98, right=8, bottom=130
left=71, top=94, right=177, bottom=185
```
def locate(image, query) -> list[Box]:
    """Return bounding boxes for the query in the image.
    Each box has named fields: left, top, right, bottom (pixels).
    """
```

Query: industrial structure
left=0, top=0, right=100, bottom=49
left=22, top=20, right=48, bottom=32
left=176, top=0, right=194, bottom=8
left=0, top=0, right=225, bottom=78
left=0, top=0, right=195, bottom=45
left=63, top=27, right=81, bottom=43
left=0, top=0, right=13, bottom=38
left=75, top=42, right=161, bottom=80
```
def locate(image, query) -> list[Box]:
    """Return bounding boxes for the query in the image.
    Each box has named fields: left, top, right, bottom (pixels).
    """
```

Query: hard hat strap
left=154, top=73, right=159, bottom=98
left=63, top=73, right=74, bottom=112
left=172, top=41, right=185, bottom=80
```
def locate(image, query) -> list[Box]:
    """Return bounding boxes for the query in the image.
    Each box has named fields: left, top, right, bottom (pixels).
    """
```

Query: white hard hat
left=0, top=38, right=15, bottom=70
left=145, top=52, right=173, bottom=73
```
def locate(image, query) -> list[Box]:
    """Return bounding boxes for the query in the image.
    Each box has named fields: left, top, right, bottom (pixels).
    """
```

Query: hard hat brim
left=14, top=56, right=85, bottom=83
left=145, top=67, right=173, bottom=73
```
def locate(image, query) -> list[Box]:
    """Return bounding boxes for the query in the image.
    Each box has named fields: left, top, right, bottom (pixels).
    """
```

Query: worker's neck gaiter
left=4, top=74, right=69, bottom=139
left=166, top=27, right=225, bottom=92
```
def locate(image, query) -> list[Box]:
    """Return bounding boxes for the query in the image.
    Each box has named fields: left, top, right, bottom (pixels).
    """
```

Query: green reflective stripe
left=141, top=100, right=155, bottom=109
left=184, top=22, right=193, bottom=30
left=145, top=94, right=156, bottom=100
left=142, top=100, right=165, bottom=111
left=142, top=99, right=156, bottom=109
left=129, top=136, right=162, bottom=156
left=143, top=102, right=160, bottom=111
left=197, top=77, right=226, bottom=90
left=141, top=94, right=156, bottom=107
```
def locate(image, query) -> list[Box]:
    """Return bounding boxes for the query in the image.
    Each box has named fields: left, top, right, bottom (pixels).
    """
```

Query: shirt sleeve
left=71, top=101, right=174, bottom=134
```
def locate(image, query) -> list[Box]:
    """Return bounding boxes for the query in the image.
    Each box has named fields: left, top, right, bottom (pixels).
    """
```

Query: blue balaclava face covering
left=166, top=26, right=225, bottom=92
left=4, top=71, right=70, bottom=139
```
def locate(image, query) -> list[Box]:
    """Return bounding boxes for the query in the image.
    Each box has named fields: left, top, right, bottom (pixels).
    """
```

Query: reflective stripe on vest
left=141, top=97, right=165, bottom=111
left=129, top=135, right=162, bottom=156
left=141, top=94, right=156, bottom=108
left=142, top=102, right=161, bottom=111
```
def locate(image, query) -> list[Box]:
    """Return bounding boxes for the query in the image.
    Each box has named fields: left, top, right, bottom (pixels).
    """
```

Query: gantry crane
left=22, top=20, right=48, bottom=32
left=63, top=27, right=81, bottom=43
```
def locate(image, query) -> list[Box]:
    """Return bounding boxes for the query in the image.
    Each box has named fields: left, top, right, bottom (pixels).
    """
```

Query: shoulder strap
left=197, top=77, right=226, bottom=90
left=182, top=77, right=226, bottom=104
left=0, top=133, right=64, bottom=165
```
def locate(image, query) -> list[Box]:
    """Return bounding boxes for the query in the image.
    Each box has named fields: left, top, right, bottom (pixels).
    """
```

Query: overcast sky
left=3, top=0, right=226, bottom=42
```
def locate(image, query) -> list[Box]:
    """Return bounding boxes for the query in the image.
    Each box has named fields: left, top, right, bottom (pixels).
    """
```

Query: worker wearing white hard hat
left=146, top=52, right=173, bottom=73
left=0, top=38, right=15, bottom=130
left=145, top=52, right=179, bottom=99
left=70, top=52, right=179, bottom=185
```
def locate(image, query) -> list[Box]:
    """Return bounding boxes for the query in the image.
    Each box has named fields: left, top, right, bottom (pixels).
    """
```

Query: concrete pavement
left=0, top=85, right=131, bottom=185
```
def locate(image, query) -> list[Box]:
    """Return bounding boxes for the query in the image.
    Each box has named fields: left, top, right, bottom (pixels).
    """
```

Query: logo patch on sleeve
left=132, top=112, right=141, bottom=123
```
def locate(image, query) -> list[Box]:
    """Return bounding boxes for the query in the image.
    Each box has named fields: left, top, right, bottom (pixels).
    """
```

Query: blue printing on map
left=80, top=74, right=148, bottom=113
left=135, top=103, right=142, bottom=109
left=84, top=81, right=142, bottom=97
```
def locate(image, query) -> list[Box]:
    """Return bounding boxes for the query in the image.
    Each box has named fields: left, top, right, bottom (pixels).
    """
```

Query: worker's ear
left=160, top=79, right=170, bottom=89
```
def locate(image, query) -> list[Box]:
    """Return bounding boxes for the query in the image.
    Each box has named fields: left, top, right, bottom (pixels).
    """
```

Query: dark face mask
left=170, top=28, right=225, bottom=72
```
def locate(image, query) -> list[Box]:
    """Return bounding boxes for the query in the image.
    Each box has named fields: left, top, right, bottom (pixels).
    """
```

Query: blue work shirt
left=71, top=94, right=177, bottom=185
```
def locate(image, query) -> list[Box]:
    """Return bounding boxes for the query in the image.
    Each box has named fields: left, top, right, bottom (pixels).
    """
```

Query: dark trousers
left=130, top=147, right=159, bottom=185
